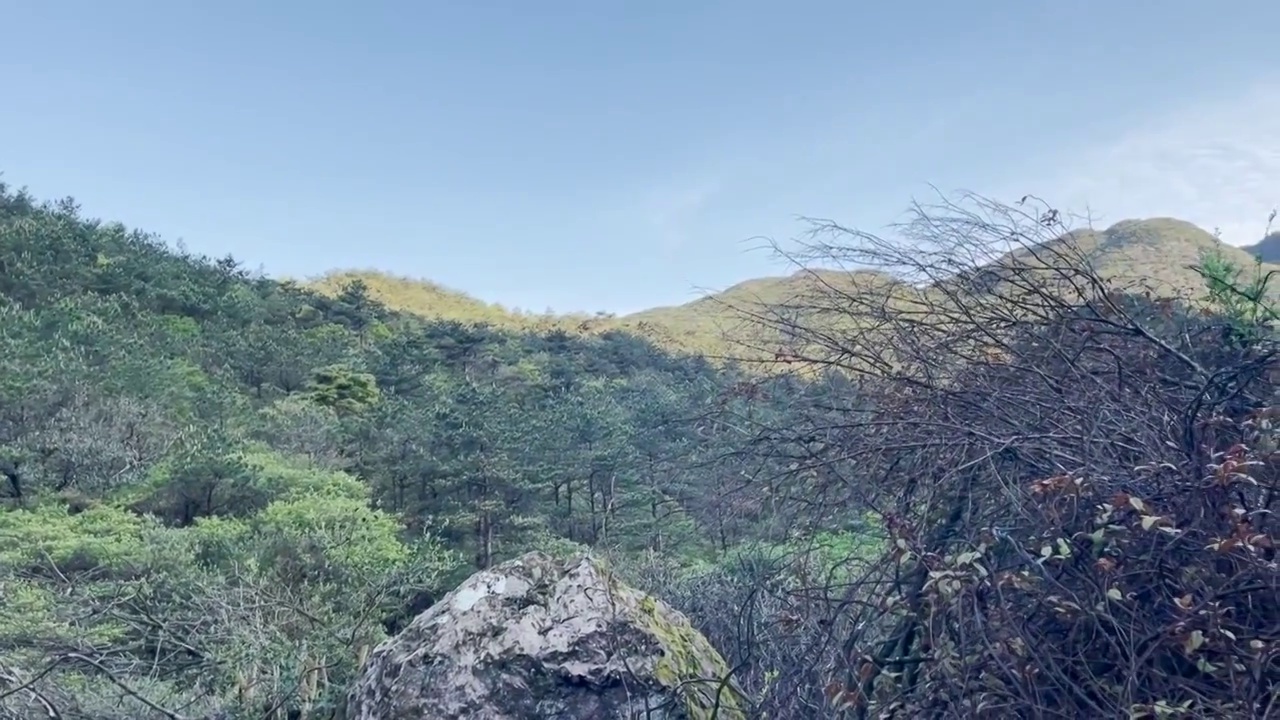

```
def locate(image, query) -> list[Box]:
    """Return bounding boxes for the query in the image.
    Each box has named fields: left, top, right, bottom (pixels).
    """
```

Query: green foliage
left=1195, top=246, right=1280, bottom=341
left=0, top=178, right=786, bottom=716
left=241, top=447, right=371, bottom=503
left=305, top=363, right=381, bottom=414
left=1, top=452, right=460, bottom=716
left=717, top=519, right=884, bottom=587
left=0, top=502, right=156, bottom=570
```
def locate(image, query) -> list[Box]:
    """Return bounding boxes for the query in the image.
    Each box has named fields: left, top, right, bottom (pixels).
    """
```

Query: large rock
left=346, top=551, right=746, bottom=719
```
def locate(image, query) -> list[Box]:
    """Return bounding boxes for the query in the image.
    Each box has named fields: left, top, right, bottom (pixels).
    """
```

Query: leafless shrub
left=703, top=193, right=1280, bottom=718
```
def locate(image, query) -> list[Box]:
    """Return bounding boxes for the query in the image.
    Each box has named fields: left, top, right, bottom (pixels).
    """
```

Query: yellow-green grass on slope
left=302, top=219, right=1278, bottom=365
left=302, top=269, right=599, bottom=330
left=299, top=268, right=802, bottom=360
left=1049, top=218, right=1280, bottom=300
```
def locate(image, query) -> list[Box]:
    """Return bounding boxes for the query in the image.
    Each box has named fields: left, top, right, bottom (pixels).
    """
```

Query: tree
left=304, top=364, right=381, bottom=415
left=0, top=451, right=460, bottom=719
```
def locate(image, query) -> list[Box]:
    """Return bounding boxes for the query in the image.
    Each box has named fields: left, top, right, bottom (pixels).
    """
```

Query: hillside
left=0, top=182, right=820, bottom=717
left=308, top=217, right=1274, bottom=364
left=305, top=268, right=604, bottom=331
left=1040, top=217, right=1280, bottom=297
left=1240, top=230, right=1280, bottom=263
left=3, top=178, right=1277, bottom=719
left=299, top=268, right=810, bottom=359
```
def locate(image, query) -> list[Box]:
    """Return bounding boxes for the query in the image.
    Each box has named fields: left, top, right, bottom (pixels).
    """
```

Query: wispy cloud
left=1044, top=82, right=1280, bottom=245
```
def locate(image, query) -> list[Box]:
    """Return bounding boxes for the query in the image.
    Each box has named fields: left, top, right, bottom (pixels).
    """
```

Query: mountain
left=1240, top=231, right=1280, bottom=263
left=303, top=268, right=593, bottom=330
left=308, top=217, right=1273, bottom=364
left=298, top=268, right=812, bottom=360
left=1045, top=217, right=1276, bottom=297
left=302, top=267, right=904, bottom=363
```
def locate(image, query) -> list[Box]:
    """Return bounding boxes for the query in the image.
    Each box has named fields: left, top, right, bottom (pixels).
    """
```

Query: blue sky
left=4, top=1, right=1280, bottom=314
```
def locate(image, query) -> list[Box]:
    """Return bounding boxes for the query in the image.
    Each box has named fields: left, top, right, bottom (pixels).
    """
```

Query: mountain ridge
left=1240, top=231, right=1280, bottom=262
left=304, top=217, right=1277, bottom=360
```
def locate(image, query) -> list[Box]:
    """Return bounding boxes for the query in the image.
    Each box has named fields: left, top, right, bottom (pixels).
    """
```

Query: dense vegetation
left=677, top=197, right=1280, bottom=719
left=0, top=182, right=850, bottom=717
left=2, top=182, right=1276, bottom=719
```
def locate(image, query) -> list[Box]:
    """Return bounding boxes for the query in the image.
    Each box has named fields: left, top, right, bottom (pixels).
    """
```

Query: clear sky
left=4, top=1, right=1280, bottom=315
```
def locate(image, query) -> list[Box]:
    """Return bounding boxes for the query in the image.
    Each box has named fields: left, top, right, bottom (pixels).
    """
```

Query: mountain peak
left=1240, top=231, right=1280, bottom=263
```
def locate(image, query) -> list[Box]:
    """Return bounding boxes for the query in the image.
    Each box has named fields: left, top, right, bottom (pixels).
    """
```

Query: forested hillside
left=2, top=184, right=1277, bottom=719
left=0, top=182, right=855, bottom=717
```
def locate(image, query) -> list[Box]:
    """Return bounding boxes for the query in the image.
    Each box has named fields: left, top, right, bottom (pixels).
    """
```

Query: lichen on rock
left=346, top=551, right=746, bottom=720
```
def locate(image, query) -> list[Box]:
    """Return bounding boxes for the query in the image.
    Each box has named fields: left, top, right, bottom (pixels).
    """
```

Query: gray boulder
left=346, top=551, right=746, bottom=720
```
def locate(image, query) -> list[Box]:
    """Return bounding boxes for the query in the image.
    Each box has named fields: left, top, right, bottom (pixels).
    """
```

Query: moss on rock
left=348, top=550, right=747, bottom=720
left=629, top=581, right=746, bottom=719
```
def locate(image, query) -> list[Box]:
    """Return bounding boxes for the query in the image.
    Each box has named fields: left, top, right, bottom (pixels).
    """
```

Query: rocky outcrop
left=346, top=551, right=746, bottom=720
